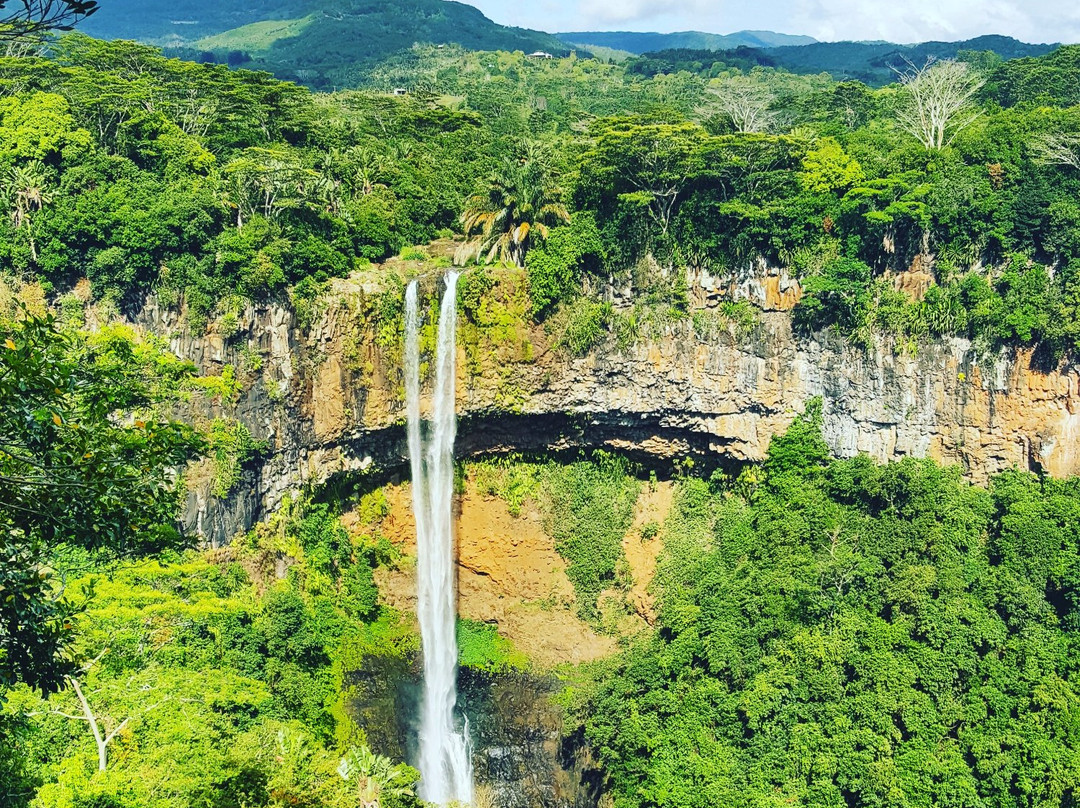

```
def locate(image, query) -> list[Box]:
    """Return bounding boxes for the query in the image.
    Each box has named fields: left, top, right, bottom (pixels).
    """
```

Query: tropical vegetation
left=4, top=13, right=1080, bottom=808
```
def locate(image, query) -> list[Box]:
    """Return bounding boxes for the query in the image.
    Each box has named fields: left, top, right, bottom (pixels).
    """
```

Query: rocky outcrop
left=129, top=269, right=1080, bottom=545
left=687, top=257, right=803, bottom=311
left=344, top=654, right=605, bottom=808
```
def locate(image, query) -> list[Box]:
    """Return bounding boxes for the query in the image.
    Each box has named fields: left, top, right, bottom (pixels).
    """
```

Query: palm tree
left=336, top=745, right=417, bottom=808
left=5, top=162, right=52, bottom=262
left=457, top=145, right=569, bottom=267
left=348, top=146, right=389, bottom=198
left=220, top=147, right=322, bottom=231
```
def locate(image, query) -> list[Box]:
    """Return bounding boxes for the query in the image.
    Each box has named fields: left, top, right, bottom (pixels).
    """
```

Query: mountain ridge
left=557, top=29, right=816, bottom=53
left=615, top=34, right=1058, bottom=86
left=766, top=34, right=1058, bottom=83
left=75, top=1, right=1062, bottom=89
left=80, top=0, right=569, bottom=85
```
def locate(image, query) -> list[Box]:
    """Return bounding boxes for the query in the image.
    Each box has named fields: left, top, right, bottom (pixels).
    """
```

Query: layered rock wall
left=132, top=272, right=1080, bottom=545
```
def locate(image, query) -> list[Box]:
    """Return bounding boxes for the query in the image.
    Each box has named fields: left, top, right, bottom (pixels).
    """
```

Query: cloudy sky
left=465, top=0, right=1080, bottom=44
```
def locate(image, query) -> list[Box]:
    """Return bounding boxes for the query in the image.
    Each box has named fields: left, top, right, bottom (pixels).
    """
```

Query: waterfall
left=405, top=273, right=473, bottom=806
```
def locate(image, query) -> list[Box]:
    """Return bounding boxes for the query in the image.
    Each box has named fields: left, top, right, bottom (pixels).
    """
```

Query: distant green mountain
left=557, top=30, right=817, bottom=54
left=76, top=2, right=1058, bottom=91
left=767, top=34, right=1058, bottom=84
left=80, top=0, right=569, bottom=86
left=612, top=34, right=1058, bottom=87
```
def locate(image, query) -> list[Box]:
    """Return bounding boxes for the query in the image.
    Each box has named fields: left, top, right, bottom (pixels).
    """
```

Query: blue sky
left=465, top=0, right=1078, bottom=44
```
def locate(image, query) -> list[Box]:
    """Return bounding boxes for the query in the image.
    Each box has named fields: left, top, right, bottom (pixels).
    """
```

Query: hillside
left=557, top=29, right=816, bottom=53
left=766, top=34, right=1058, bottom=84
left=80, top=0, right=568, bottom=86
left=80, top=0, right=309, bottom=42
left=559, top=31, right=1057, bottom=86
left=617, top=36, right=1059, bottom=87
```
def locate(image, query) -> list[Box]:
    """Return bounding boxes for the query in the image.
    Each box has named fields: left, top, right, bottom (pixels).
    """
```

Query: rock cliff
left=132, top=268, right=1080, bottom=546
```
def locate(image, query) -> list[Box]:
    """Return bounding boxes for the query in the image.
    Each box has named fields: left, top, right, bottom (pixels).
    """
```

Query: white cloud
left=576, top=0, right=714, bottom=26
left=789, top=0, right=1078, bottom=43
left=466, top=0, right=1080, bottom=43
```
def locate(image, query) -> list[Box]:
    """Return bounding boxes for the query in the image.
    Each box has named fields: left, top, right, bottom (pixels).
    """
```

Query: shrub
left=525, top=212, right=605, bottom=317
left=540, top=453, right=640, bottom=617
left=555, top=298, right=612, bottom=356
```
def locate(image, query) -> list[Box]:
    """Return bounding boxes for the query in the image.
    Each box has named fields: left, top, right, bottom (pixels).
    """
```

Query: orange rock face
left=368, top=479, right=617, bottom=669
left=351, top=472, right=681, bottom=668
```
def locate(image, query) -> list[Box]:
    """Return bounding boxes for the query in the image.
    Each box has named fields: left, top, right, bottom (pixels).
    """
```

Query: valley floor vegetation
left=6, top=352, right=1080, bottom=807
left=470, top=408, right=1080, bottom=808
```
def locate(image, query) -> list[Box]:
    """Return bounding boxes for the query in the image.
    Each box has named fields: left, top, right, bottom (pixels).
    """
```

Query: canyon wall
left=133, top=270, right=1080, bottom=546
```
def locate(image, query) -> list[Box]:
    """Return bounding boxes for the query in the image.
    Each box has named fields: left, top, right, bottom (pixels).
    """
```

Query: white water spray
left=405, top=274, right=473, bottom=806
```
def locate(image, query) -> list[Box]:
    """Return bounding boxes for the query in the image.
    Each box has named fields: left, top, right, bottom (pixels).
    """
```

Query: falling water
left=405, top=273, right=473, bottom=806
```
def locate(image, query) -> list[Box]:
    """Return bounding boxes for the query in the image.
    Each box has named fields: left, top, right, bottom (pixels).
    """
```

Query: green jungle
left=3, top=1, right=1080, bottom=806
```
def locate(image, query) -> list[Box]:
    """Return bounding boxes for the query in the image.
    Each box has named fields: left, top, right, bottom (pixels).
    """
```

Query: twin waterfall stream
left=404, top=273, right=474, bottom=806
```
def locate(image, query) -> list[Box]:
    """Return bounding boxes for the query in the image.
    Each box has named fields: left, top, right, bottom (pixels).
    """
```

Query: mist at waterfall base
left=405, top=273, right=474, bottom=806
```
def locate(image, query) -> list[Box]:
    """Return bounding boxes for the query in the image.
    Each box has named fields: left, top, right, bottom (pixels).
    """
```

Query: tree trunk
left=68, top=677, right=129, bottom=772
left=69, top=677, right=108, bottom=771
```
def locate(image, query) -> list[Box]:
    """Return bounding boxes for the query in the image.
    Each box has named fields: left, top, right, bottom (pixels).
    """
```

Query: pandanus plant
left=336, top=745, right=417, bottom=808
left=457, top=144, right=569, bottom=267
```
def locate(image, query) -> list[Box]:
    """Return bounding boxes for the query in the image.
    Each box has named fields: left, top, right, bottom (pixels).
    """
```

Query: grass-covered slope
left=78, top=0, right=313, bottom=42
left=81, top=0, right=568, bottom=86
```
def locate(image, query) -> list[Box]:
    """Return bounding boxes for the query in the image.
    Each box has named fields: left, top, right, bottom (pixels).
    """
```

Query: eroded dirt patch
left=357, top=479, right=615, bottom=669
left=622, top=480, right=675, bottom=624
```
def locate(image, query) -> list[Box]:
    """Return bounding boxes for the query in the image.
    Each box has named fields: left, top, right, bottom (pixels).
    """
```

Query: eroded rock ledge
left=132, top=274, right=1080, bottom=545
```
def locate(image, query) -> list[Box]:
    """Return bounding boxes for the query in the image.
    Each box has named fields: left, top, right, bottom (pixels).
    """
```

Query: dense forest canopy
left=3, top=18, right=1080, bottom=808
left=5, top=36, right=1080, bottom=356
left=575, top=404, right=1080, bottom=808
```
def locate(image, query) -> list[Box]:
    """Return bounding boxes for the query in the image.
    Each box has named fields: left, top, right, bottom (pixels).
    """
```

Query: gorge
left=7, top=25, right=1080, bottom=808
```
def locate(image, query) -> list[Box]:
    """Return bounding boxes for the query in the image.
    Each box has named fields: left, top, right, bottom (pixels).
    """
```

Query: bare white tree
left=1034, top=132, right=1080, bottom=172
left=896, top=59, right=985, bottom=151
left=705, top=77, right=779, bottom=134
left=39, top=651, right=165, bottom=773
left=63, top=676, right=131, bottom=772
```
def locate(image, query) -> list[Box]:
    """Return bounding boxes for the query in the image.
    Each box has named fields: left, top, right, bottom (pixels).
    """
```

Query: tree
left=46, top=654, right=164, bottom=773
left=579, top=120, right=707, bottom=239
left=66, top=676, right=127, bottom=772
left=794, top=256, right=875, bottom=342
left=0, top=315, right=203, bottom=696
left=896, top=58, right=985, bottom=150
left=3, top=161, right=52, bottom=262
left=458, top=145, right=569, bottom=267
left=525, top=211, right=606, bottom=316
left=0, top=0, right=97, bottom=40
left=762, top=397, right=831, bottom=480
left=1034, top=132, right=1080, bottom=172
left=704, top=76, right=779, bottom=134
left=798, top=137, right=864, bottom=195
left=222, top=148, right=320, bottom=229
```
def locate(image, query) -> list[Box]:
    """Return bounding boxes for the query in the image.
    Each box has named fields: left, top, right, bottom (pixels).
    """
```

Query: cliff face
left=133, top=270, right=1080, bottom=546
